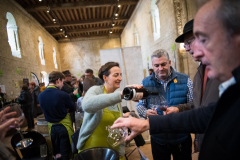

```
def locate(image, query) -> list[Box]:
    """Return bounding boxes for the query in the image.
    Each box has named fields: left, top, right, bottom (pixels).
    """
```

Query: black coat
left=149, top=65, right=240, bottom=160
left=61, top=81, right=78, bottom=102
left=18, top=90, right=32, bottom=110
left=177, top=64, right=221, bottom=149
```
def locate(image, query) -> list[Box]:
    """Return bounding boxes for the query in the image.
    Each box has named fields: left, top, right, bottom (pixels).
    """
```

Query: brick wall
left=0, top=0, right=61, bottom=100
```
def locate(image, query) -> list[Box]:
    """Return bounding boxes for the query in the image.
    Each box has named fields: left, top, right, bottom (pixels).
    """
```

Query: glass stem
left=17, top=122, right=24, bottom=139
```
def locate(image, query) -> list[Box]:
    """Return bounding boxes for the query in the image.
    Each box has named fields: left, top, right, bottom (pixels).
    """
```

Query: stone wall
left=0, top=0, right=61, bottom=100
left=59, top=37, right=121, bottom=78
left=120, top=0, right=199, bottom=80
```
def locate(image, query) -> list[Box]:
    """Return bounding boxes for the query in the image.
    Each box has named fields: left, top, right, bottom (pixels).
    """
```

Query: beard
left=155, top=70, right=169, bottom=81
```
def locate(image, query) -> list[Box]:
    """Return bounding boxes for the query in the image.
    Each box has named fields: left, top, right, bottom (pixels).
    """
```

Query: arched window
left=53, top=47, right=58, bottom=69
left=38, top=36, right=45, bottom=65
left=151, top=0, right=160, bottom=41
left=40, top=71, right=49, bottom=86
left=6, top=12, right=21, bottom=58
left=133, top=24, right=140, bottom=46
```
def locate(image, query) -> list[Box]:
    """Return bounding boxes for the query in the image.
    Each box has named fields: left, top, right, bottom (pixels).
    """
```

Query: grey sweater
left=77, top=85, right=125, bottom=155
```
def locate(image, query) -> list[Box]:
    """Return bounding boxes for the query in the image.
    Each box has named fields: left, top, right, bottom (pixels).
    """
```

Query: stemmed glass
left=150, top=97, right=157, bottom=111
left=158, top=96, right=168, bottom=111
left=8, top=105, right=33, bottom=149
left=106, top=126, right=128, bottom=147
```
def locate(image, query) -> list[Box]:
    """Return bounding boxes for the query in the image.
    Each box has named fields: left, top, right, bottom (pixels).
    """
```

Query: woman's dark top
left=18, top=90, right=32, bottom=110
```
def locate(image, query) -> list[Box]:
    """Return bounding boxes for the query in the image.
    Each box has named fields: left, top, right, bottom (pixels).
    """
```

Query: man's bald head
left=193, top=0, right=240, bottom=82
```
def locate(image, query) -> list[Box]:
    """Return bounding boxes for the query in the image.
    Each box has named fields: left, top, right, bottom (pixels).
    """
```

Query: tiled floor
left=2, top=120, right=199, bottom=160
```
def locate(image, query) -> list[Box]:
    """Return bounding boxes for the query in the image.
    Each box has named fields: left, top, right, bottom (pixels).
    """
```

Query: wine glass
left=150, top=97, right=157, bottom=111
left=7, top=105, right=33, bottom=149
left=106, top=126, right=128, bottom=147
left=158, top=96, right=168, bottom=111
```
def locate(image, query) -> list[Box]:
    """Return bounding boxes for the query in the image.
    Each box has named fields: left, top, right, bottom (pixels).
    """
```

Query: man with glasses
left=165, top=19, right=220, bottom=153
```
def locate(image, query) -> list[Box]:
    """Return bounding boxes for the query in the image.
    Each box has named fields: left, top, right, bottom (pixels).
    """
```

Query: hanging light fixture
left=109, top=30, right=113, bottom=34
left=65, top=35, right=68, bottom=37
left=53, top=18, right=56, bottom=21
left=60, top=28, right=63, bottom=31
left=112, top=23, right=115, bottom=26
left=118, top=5, right=121, bottom=7
left=115, top=13, right=118, bottom=16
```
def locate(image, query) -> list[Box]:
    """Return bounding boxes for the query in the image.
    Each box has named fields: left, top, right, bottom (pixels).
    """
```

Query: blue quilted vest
left=142, top=67, right=190, bottom=145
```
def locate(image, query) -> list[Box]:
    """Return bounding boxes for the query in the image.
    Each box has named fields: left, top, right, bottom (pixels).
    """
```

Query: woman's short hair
left=49, top=71, right=65, bottom=84
left=83, top=78, right=95, bottom=95
left=98, top=62, right=120, bottom=82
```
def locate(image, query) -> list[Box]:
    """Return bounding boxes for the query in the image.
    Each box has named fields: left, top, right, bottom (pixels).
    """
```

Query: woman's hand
left=126, top=84, right=143, bottom=89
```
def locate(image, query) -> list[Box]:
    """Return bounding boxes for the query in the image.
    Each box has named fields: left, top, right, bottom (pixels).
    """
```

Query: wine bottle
left=122, top=87, right=158, bottom=101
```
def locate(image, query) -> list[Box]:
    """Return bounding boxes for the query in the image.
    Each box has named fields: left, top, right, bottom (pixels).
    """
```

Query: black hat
left=175, top=19, right=194, bottom=43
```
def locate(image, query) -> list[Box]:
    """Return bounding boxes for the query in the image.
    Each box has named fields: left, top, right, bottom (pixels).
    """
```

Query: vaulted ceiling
left=15, top=0, right=139, bottom=41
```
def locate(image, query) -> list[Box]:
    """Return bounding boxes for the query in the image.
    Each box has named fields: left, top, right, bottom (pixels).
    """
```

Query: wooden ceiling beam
left=25, top=0, right=138, bottom=12
left=42, top=17, right=129, bottom=28
left=57, top=33, right=121, bottom=41
left=51, top=25, right=124, bottom=35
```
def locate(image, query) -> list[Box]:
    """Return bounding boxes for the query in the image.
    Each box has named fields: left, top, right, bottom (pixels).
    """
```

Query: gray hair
left=151, top=49, right=169, bottom=60
left=217, top=0, right=240, bottom=37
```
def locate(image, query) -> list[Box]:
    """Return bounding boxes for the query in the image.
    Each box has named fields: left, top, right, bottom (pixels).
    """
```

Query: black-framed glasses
left=184, top=37, right=195, bottom=49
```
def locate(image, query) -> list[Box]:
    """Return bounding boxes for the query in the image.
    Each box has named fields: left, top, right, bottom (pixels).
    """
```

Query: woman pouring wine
left=77, top=62, right=142, bottom=159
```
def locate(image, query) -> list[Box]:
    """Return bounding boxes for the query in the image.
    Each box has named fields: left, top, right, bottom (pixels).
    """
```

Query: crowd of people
left=1, top=0, right=240, bottom=160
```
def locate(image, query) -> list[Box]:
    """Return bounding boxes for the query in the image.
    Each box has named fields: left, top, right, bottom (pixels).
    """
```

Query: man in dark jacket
left=85, top=69, right=103, bottom=85
left=111, top=0, right=240, bottom=159
left=18, top=84, right=34, bottom=130
left=29, top=82, right=41, bottom=118
left=61, top=70, right=78, bottom=123
left=166, top=19, right=221, bottom=152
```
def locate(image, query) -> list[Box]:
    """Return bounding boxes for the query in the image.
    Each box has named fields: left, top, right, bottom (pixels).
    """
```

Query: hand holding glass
left=106, top=126, right=128, bottom=147
left=7, top=105, right=33, bottom=149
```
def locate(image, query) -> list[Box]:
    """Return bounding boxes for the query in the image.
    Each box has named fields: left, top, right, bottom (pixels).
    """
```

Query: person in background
left=61, top=70, right=78, bottom=123
left=61, top=70, right=78, bottom=102
left=76, top=78, right=95, bottom=112
left=148, top=69, right=154, bottom=75
left=29, top=82, right=41, bottom=118
left=40, top=82, right=47, bottom=92
left=136, top=49, right=193, bottom=160
left=85, top=69, right=103, bottom=85
left=0, top=87, right=6, bottom=108
left=71, top=77, right=81, bottom=99
left=77, top=62, right=141, bottom=160
left=77, top=75, right=84, bottom=94
left=38, top=71, right=75, bottom=160
left=80, top=75, right=85, bottom=84
left=18, top=84, right=34, bottom=130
